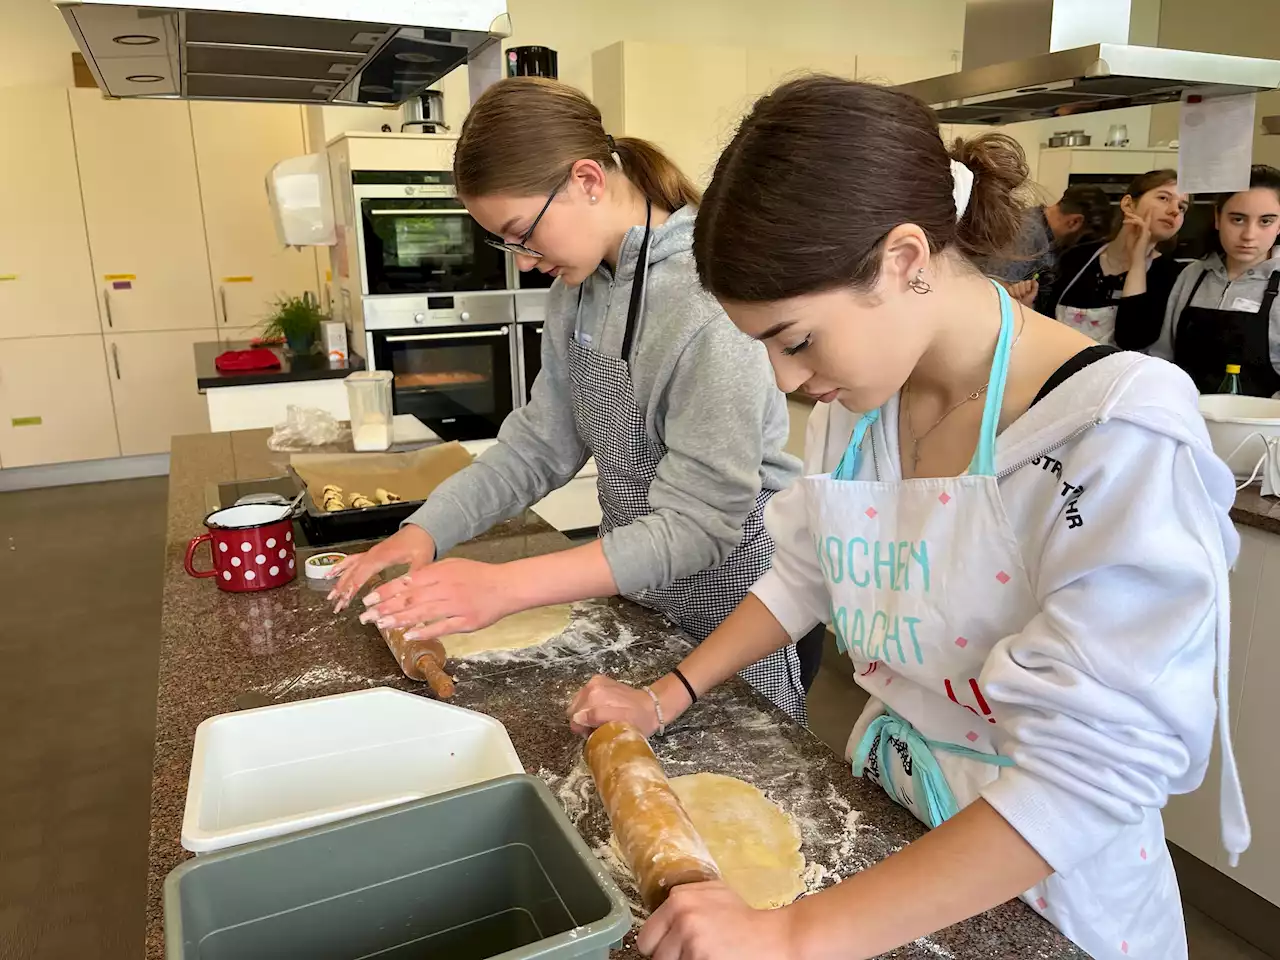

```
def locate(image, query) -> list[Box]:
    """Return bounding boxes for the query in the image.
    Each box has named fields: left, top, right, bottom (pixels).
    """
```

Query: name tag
left=1230, top=297, right=1262, bottom=313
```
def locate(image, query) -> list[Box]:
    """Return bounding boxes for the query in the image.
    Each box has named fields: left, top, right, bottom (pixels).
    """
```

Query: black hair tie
left=605, top=134, right=618, bottom=152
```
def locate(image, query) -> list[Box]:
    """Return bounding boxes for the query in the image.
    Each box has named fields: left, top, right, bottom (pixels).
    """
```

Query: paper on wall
left=1177, top=92, right=1256, bottom=195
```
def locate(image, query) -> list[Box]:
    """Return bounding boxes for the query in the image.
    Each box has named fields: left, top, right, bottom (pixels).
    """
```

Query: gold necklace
left=903, top=304, right=1025, bottom=472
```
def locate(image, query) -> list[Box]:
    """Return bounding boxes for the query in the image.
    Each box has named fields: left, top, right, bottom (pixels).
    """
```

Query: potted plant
left=260, top=294, right=326, bottom=355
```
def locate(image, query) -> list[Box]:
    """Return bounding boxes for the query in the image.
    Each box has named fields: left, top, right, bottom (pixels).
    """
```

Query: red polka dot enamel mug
left=184, top=504, right=297, bottom=592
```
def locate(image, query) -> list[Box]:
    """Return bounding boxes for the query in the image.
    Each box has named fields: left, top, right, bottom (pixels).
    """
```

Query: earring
left=589, top=195, right=598, bottom=204
left=907, top=269, right=932, bottom=295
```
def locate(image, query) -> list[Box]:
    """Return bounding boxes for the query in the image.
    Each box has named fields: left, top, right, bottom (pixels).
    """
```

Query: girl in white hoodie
left=568, top=76, right=1248, bottom=960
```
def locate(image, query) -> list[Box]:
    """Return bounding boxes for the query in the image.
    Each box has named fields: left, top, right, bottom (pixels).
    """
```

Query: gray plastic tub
left=164, top=774, right=631, bottom=960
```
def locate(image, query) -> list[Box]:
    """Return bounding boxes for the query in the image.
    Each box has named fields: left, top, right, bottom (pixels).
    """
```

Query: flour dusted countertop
left=146, top=428, right=1084, bottom=960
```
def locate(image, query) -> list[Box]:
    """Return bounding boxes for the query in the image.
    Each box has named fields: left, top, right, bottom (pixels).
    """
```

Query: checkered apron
left=565, top=206, right=807, bottom=722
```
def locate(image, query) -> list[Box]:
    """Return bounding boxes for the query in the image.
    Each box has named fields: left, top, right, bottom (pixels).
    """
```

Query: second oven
left=366, top=295, right=517, bottom=442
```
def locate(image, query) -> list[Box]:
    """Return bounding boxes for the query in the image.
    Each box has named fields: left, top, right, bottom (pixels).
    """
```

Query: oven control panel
left=363, top=292, right=515, bottom=331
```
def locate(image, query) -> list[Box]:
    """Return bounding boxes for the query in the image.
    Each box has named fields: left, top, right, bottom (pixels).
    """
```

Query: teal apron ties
left=851, top=708, right=1014, bottom=828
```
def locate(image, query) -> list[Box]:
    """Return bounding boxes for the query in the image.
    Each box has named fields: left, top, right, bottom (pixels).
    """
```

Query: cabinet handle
left=103, top=288, right=114, bottom=328
left=111, top=342, right=120, bottom=379
left=219, top=285, right=229, bottom=324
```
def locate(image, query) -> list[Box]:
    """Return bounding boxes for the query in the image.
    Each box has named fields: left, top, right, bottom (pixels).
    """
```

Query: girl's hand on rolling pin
left=327, top=525, right=435, bottom=612
left=567, top=675, right=663, bottom=737
left=358, top=557, right=515, bottom=639
left=637, top=881, right=800, bottom=960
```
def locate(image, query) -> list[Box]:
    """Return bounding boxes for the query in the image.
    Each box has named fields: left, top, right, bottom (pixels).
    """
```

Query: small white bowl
left=1199, top=394, right=1280, bottom=479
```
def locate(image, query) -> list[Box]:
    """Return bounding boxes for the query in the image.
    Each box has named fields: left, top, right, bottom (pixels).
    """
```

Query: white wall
left=1150, top=0, right=1280, bottom=169
left=0, top=0, right=77, bottom=88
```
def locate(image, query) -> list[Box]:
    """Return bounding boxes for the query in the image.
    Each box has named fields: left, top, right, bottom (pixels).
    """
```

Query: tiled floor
left=0, top=476, right=1272, bottom=959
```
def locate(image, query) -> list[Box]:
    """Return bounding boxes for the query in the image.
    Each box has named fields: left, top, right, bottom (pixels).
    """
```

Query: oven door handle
left=385, top=328, right=510, bottom=342
left=368, top=208, right=469, bottom=216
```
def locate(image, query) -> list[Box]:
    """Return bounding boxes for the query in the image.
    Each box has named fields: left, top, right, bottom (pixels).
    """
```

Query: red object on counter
left=214, top=347, right=281, bottom=372
left=184, top=504, right=297, bottom=592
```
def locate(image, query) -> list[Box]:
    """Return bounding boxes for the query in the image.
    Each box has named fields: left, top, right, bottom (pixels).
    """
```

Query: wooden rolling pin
left=379, top=625, right=455, bottom=699
left=585, top=721, right=720, bottom=910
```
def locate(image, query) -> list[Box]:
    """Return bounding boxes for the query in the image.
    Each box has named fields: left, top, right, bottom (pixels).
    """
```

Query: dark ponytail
left=453, top=76, right=699, bottom=212
left=694, top=75, right=1032, bottom=302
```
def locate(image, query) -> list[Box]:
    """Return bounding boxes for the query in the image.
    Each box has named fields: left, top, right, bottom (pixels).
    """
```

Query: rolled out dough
left=668, top=773, right=806, bottom=910
left=440, top=603, right=574, bottom=658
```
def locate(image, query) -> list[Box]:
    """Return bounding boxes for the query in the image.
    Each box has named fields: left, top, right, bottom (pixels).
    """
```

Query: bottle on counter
left=1218, top=363, right=1243, bottom=396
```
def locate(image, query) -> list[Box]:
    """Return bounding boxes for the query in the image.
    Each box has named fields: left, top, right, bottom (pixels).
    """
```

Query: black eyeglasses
left=484, top=173, right=571, bottom=259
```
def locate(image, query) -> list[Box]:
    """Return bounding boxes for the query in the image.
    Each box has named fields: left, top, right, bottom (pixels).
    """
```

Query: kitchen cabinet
left=1035, top=147, right=1179, bottom=201
left=70, top=91, right=216, bottom=333
left=190, top=101, right=320, bottom=340
left=1163, top=522, right=1280, bottom=908
left=592, top=42, right=750, bottom=187
left=744, top=48, right=856, bottom=99
left=0, top=88, right=101, bottom=340
left=0, top=335, right=120, bottom=467
left=105, top=330, right=211, bottom=456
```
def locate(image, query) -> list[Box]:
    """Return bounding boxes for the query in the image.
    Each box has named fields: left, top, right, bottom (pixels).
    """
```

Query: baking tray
left=287, top=443, right=474, bottom=546
left=289, top=465, right=421, bottom=545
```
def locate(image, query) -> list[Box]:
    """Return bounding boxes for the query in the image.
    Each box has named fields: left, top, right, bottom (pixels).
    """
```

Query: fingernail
left=326, top=589, right=336, bottom=600
left=358, top=610, right=378, bottom=624
left=376, top=618, right=395, bottom=629
left=403, top=629, right=421, bottom=641
left=571, top=711, right=587, bottom=726
left=363, top=592, right=381, bottom=607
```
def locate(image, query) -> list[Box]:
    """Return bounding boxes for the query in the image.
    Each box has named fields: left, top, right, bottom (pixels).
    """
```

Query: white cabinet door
left=70, top=91, right=216, bottom=333
left=0, top=88, right=101, bottom=339
left=190, top=101, right=320, bottom=337
left=105, top=330, right=211, bottom=456
left=0, top=335, right=120, bottom=467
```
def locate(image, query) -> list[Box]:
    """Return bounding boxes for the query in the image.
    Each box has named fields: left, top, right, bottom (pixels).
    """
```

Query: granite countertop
left=193, top=340, right=366, bottom=389
left=148, top=429, right=1084, bottom=960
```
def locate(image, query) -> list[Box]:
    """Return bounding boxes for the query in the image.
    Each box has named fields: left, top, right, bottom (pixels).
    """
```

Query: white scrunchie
left=950, top=158, right=974, bottom=220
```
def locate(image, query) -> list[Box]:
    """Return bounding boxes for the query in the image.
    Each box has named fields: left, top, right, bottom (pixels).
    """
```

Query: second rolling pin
left=585, top=721, right=720, bottom=910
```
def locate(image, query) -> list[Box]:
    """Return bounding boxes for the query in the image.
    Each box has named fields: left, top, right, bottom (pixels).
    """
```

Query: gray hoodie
left=1151, top=249, right=1280, bottom=373
left=405, top=205, right=800, bottom=594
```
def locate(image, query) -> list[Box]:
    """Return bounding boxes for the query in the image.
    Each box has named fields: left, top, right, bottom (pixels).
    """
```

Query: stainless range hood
left=894, top=0, right=1280, bottom=125
left=55, top=0, right=510, bottom=105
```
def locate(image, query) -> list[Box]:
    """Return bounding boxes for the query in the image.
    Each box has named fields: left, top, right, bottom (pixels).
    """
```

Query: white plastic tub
left=1199, top=394, right=1280, bottom=479
left=181, top=688, right=523, bottom=854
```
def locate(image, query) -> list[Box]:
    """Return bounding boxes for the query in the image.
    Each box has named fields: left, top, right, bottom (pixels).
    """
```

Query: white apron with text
left=804, top=282, right=1186, bottom=959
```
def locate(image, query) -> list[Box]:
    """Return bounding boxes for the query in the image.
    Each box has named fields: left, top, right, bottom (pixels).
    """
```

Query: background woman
left=1043, top=169, right=1188, bottom=346
left=569, top=77, right=1246, bottom=960
left=328, top=77, right=817, bottom=720
left=1147, top=164, right=1280, bottom=395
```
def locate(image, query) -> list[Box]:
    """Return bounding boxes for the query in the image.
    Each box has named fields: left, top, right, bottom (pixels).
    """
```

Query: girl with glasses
left=330, top=77, right=818, bottom=720
left=569, top=75, right=1247, bottom=960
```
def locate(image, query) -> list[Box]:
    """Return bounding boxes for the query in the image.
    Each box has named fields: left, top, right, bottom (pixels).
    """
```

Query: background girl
left=1044, top=169, right=1188, bottom=346
left=1148, top=164, right=1280, bottom=395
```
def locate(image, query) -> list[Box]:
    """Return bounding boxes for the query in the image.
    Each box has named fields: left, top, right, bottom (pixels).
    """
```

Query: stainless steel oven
left=365, top=294, right=518, bottom=442
left=353, top=172, right=509, bottom=297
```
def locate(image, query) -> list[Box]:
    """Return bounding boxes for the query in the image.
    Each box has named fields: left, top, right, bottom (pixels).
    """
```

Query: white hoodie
left=752, top=351, right=1249, bottom=876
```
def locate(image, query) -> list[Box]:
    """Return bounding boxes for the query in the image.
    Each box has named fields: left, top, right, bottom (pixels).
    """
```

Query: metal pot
left=401, top=90, right=448, bottom=133
left=1047, top=130, right=1091, bottom=148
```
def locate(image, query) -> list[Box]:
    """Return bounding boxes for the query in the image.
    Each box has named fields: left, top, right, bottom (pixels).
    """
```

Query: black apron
left=564, top=204, right=808, bottom=722
left=1174, top=268, right=1280, bottom=396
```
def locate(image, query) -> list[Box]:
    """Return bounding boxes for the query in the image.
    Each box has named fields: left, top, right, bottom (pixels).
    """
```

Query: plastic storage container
left=345, top=369, right=394, bottom=451
left=181, top=688, right=523, bottom=854
left=1199, top=394, right=1280, bottom=478
left=166, top=775, right=631, bottom=960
